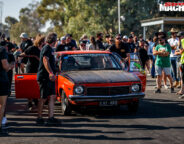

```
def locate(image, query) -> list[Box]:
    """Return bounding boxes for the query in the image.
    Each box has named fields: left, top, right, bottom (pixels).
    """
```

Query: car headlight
left=131, top=84, right=140, bottom=92
left=74, top=86, right=84, bottom=94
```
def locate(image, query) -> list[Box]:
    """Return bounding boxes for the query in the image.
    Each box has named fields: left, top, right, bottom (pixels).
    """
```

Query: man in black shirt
left=37, top=32, right=60, bottom=126
left=65, top=35, right=76, bottom=51
left=96, top=32, right=105, bottom=50
left=109, top=34, right=129, bottom=60
left=127, top=36, right=136, bottom=53
left=19, top=33, right=33, bottom=73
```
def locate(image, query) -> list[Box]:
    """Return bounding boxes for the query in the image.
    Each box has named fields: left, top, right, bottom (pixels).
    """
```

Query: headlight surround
left=74, top=86, right=84, bottom=95
left=131, top=84, right=140, bottom=92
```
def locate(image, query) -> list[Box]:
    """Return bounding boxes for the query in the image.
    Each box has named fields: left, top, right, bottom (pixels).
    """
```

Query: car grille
left=86, top=86, right=130, bottom=96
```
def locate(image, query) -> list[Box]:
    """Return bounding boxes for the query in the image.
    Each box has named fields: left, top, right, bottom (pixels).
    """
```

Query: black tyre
left=127, top=100, right=139, bottom=113
left=61, top=91, right=72, bottom=116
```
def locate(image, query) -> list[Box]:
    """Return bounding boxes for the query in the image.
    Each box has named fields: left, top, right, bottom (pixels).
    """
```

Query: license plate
left=99, top=101, right=118, bottom=106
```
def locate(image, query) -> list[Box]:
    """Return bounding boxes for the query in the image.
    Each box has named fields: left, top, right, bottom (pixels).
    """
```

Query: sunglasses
left=116, top=38, right=121, bottom=40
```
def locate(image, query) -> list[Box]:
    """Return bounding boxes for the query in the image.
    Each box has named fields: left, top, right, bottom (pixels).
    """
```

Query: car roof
left=56, top=50, right=111, bottom=56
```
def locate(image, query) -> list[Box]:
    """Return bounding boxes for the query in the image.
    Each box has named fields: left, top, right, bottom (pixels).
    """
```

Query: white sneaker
left=164, top=85, right=169, bottom=89
left=2, top=117, right=7, bottom=125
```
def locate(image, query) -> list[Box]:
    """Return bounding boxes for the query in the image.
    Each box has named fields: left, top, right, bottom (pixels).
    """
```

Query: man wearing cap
left=127, top=36, right=136, bottom=53
left=19, top=32, right=33, bottom=73
left=153, top=36, right=174, bottom=93
left=122, top=35, right=128, bottom=43
left=56, top=36, right=66, bottom=52
left=168, top=28, right=180, bottom=87
left=62, top=34, right=76, bottom=51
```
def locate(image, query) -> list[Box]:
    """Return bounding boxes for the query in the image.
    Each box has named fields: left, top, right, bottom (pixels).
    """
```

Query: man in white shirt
left=168, top=28, right=179, bottom=87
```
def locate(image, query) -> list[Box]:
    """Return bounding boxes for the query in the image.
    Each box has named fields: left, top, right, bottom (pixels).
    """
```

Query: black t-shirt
left=6, top=42, right=15, bottom=52
left=56, top=44, right=67, bottom=52
left=25, top=46, right=40, bottom=73
left=138, top=47, right=149, bottom=69
left=127, top=43, right=136, bottom=53
left=37, top=44, right=56, bottom=81
left=0, top=40, right=7, bottom=47
left=109, top=43, right=129, bottom=58
left=71, top=39, right=77, bottom=48
left=0, top=47, right=9, bottom=83
left=20, top=39, right=33, bottom=52
left=96, top=40, right=105, bottom=50
left=8, top=53, right=15, bottom=64
left=63, top=42, right=75, bottom=51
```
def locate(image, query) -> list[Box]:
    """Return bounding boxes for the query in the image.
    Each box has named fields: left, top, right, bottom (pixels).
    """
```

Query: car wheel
left=61, top=91, right=72, bottom=116
left=127, top=100, right=139, bottom=113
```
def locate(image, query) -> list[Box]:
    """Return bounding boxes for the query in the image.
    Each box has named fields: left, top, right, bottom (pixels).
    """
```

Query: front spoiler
left=69, top=92, right=145, bottom=102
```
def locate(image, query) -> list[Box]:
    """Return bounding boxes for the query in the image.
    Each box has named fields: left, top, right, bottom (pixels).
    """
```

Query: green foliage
left=10, top=1, right=44, bottom=43
left=5, top=16, right=18, bottom=28
left=36, top=0, right=161, bottom=39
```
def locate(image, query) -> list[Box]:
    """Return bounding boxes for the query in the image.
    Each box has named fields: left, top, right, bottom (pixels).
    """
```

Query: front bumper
left=69, top=92, right=145, bottom=102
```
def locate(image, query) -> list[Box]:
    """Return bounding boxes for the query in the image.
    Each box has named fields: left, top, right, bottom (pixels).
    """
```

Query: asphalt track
left=1, top=76, right=184, bottom=144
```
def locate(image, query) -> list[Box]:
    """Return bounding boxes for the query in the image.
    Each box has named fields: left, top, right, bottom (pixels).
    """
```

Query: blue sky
left=1, top=0, right=41, bottom=23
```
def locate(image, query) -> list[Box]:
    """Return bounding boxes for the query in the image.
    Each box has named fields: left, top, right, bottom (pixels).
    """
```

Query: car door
left=15, top=74, right=40, bottom=99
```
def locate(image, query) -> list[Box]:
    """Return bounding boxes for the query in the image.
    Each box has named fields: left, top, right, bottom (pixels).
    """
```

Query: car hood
left=61, top=70, right=140, bottom=84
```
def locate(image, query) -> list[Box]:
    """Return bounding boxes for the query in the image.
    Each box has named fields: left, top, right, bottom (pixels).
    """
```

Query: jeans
left=171, top=57, right=178, bottom=82
left=151, top=56, right=155, bottom=78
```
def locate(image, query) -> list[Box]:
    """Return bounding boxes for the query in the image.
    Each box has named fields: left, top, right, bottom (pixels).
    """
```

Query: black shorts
left=38, top=79, right=55, bottom=99
left=181, top=64, right=184, bottom=82
left=0, top=81, right=10, bottom=96
left=148, top=55, right=153, bottom=60
left=21, top=57, right=28, bottom=64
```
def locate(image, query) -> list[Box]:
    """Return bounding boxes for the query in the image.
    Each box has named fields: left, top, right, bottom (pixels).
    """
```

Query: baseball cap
left=60, top=36, right=66, bottom=41
left=123, top=35, right=128, bottom=39
left=20, top=33, right=28, bottom=39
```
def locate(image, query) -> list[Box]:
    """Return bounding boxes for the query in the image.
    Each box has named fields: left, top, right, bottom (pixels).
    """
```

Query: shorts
left=155, top=66, right=171, bottom=76
left=180, top=64, right=184, bottom=82
left=21, top=57, right=28, bottom=64
left=148, top=55, right=153, bottom=60
left=38, top=79, right=55, bottom=99
left=0, top=81, right=10, bottom=96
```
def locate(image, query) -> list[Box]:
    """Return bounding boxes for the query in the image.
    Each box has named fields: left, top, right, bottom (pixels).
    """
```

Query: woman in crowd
left=88, top=36, right=99, bottom=50
left=0, top=45, right=11, bottom=136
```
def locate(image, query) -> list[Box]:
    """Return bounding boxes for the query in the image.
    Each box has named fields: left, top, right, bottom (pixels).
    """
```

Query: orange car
left=15, top=51, right=146, bottom=115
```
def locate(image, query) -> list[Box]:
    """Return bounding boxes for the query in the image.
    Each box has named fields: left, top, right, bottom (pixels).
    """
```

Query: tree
left=10, top=1, right=44, bottom=43
left=5, top=16, right=18, bottom=28
left=36, top=0, right=163, bottom=40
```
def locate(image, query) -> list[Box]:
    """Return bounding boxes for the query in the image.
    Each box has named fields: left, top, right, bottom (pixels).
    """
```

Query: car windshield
left=60, top=53, right=122, bottom=71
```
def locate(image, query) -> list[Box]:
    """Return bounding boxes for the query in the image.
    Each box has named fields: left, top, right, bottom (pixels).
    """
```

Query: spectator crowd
left=1, top=28, right=184, bottom=136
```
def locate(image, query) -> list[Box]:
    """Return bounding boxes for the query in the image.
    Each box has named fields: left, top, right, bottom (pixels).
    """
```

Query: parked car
left=15, top=51, right=146, bottom=115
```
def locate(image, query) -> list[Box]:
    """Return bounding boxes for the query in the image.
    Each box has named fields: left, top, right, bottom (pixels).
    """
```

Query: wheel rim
left=62, top=96, right=67, bottom=112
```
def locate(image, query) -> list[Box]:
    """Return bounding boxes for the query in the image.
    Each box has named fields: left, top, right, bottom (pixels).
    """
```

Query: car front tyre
left=61, top=91, right=72, bottom=116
